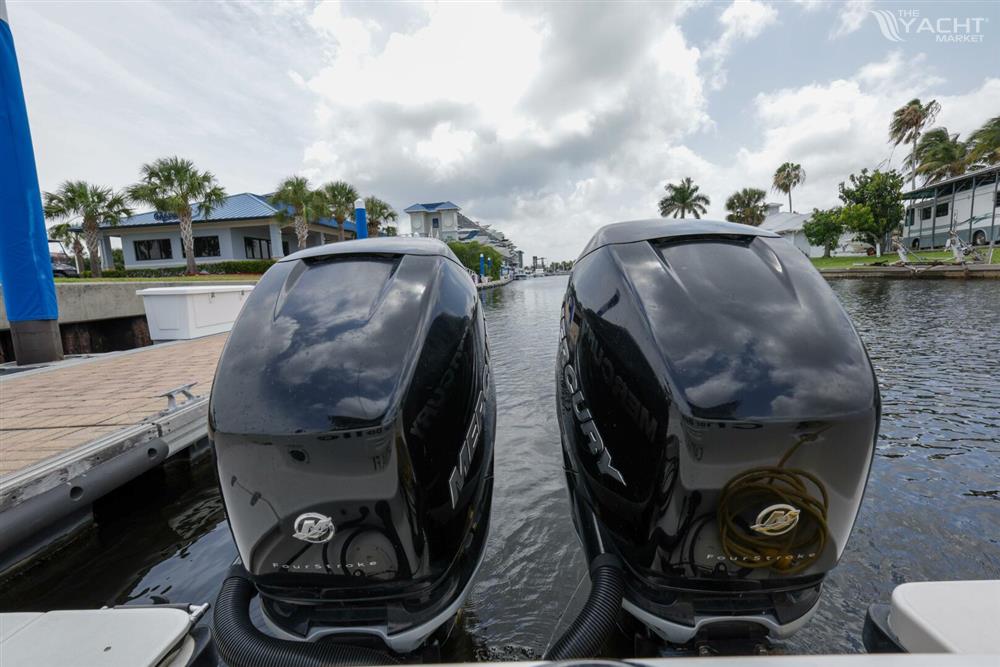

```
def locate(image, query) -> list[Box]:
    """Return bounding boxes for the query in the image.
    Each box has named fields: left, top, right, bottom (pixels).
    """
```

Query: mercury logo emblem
left=751, top=504, right=800, bottom=536
left=293, top=512, right=336, bottom=543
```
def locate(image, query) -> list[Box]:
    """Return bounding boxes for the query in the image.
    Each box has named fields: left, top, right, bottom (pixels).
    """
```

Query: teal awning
left=902, top=165, right=999, bottom=200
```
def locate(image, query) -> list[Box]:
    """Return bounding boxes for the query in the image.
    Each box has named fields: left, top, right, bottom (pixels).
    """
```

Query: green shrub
left=197, top=259, right=276, bottom=275
left=447, top=241, right=502, bottom=279
left=81, top=259, right=275, bottom=278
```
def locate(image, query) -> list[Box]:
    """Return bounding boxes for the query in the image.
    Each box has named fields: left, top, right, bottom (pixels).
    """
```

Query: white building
left=405, top=202, right=461, bottom=240
left=760, top=203, right=865, bottom=258
left=81, top=193, right=357, bottom=270
left=457, top=213, right=519, bottom=266
left=405, top=201, right=523, bottom=267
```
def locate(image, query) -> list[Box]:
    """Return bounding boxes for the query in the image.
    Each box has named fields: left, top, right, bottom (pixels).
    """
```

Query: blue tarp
left=0, top=16, right=58, bottom=321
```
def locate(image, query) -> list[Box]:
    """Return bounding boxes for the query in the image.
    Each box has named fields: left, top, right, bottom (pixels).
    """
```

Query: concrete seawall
left=0, top=281, right=254, bottom=330
left=0, top=281, right=261, bottom=362
left=820, top=264, right=1000, bottom=279
left=476, top=276, right=514, bottom=290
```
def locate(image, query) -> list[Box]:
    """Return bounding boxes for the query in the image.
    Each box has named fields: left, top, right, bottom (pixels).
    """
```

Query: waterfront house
left=760, top=204, right=866, bottom=257
left=406, top=201, right=523, bottom=268
left=457, top=214, right=518, bottom=266
left=405, top=201, right=461, bottom=240
left=83, top=193, right=356, bottom=270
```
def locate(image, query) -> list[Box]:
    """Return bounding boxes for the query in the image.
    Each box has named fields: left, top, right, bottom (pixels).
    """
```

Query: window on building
left=935, top=202, right=949, bottom=218
left=244, top=237, right=272, bottom=259
left=134, top=239, right=173, bottom=261
left=432, top=217, right=440, bottom=228
left=181, top=236, right=221, bottom=258
left=995, top=190, right=1000, bottom=208
left=920, top=207, right=931, bottom=221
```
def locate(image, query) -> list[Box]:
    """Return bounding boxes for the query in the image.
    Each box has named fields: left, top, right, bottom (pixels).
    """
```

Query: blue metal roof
left=101, top=192, right=275, bottom=227
left=95, top=192, right=354, bottom=232
left=404, top=201, right=460, bottom=213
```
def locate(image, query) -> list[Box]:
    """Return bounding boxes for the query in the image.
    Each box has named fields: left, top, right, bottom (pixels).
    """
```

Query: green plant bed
left=56, top=274, right=262, bottom=283
left=76, top=259, right=276, bottom=279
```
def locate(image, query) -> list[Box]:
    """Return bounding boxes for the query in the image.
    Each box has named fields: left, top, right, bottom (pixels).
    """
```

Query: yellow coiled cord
left=716, top=431, right=830, bottom=575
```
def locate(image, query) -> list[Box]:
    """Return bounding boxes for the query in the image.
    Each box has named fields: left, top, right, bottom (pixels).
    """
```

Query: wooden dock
left=0, top=334, right=226, bottom=475
left=0, top=334, right=228, bottom=568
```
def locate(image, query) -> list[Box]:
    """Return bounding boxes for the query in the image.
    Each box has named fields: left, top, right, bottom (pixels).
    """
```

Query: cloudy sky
left=10, top=0, right=1000, bottom=260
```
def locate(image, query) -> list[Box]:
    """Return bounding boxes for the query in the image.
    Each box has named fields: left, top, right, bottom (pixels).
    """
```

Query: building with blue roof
left=404, top=201, right=462, bottom=240
left=84, top=193, right=361, bottom=270
left=405, top=201, right=523, bottom=268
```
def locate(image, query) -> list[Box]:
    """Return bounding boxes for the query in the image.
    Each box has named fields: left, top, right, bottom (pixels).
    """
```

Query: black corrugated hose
left=544, top=554, right=625, bottom=661
left=213, top=565, right=401, bottom=667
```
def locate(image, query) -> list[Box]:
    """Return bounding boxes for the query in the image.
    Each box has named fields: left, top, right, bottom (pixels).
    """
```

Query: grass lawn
left=54, top=274, right=262, bottom=283
left=811, top=250, right=997, bottom=270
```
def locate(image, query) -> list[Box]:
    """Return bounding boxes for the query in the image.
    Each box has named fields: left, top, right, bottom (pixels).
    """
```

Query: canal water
left=2, top=277, right=998, bottom=658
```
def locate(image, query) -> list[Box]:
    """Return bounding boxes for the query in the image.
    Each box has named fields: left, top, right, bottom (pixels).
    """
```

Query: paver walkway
left=0, top=334, right=227, bottom=476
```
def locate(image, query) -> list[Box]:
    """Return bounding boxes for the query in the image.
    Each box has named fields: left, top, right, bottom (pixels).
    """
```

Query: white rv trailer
left=901, top=165, right=1000, bottom=250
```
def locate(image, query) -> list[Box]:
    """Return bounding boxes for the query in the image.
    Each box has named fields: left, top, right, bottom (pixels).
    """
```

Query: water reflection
left=0, top=277, right=997, bottom=658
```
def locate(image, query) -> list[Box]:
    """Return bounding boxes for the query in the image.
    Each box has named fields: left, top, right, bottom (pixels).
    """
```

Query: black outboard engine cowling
left=210, top=238, right=494, bottom=656
left=557, top=220, right=879, bottom=646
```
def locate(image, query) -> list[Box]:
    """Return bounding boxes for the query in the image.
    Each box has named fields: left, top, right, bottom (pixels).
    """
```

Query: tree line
left=658, top=163, right=805, bottom=226
left=44, top=157, right=398, bottom=276
left=446, top=240, right=504, bottom=280
left=804, top=105, right=999, bottom=256
left=657, top=105, right=999, bottom=257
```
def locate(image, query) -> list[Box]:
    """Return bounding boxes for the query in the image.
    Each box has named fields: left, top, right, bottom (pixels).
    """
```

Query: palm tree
left=913, top=128, right=968, bottom=182
left=363, top=196, right=398, bottom=237
left=771, top=162, right=806, bottom=213
left=42, top=181, right=131, bottom=277
left=889, top=98, right=941, bottom=190
left=724, top=187, right=768, bottom=226
left=49, top=222, right=86, bottom=275
left=320, top=181, right=358, bottom=241
left=967, top=115, right=1000, bottom=166
left=658, top=177, right=710, bottom=219
left=127, top=157, right=226, bottom=275
left=271, top=176, right=315, bottom=251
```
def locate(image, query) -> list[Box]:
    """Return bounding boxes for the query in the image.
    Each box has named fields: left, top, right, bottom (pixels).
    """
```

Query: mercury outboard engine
left=552, top=220, right=878, bottom=656
left=209, top=238, right=495, bottom=666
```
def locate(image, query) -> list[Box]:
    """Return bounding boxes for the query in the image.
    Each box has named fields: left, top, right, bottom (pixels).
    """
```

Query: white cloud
left=830, top=0, right=872, bottom=39
left=15, top=1, right=325, bottom=196
left=307, top=1, right=377, bottom=58
left=292, top=2, right=710, bottom=258
left=415, top=123, right=478, bottom=177
left=699, top=53, right=1000, bottom=217
left=10, top=0, right=997, bottom=263
left=304, top=2, right=543, bottom=123
left=705, top=0, right=779, bottom=89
